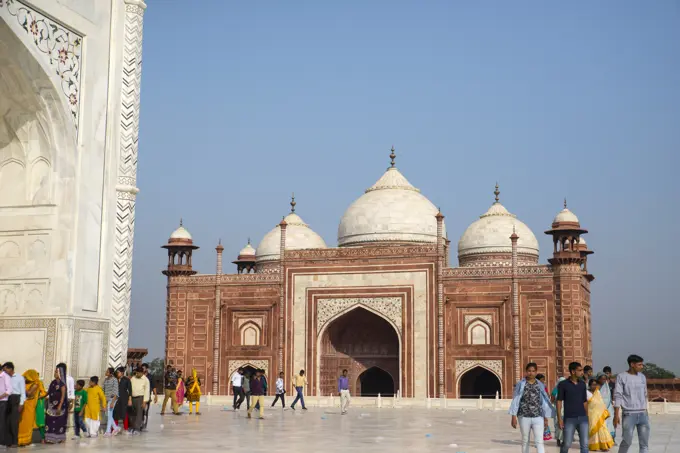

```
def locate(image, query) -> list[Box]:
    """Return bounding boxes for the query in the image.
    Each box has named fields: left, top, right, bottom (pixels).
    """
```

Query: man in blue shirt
left=556, top=362, right=588, bottom=453
left=338, top=369, right=350, bottom=415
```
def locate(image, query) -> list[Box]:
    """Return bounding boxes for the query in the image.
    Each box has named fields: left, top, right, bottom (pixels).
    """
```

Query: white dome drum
left=338, top=160, right=445, bottom=247
left=458, top=189, right=539, bottom=267
left=256, top=212, right=327, bottom=262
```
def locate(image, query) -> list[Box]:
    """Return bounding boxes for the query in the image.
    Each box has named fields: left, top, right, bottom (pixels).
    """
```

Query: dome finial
left=247, top=237, right=251, bottom=245
left=389, top=146, right=396, bottom=168
left=218, top=237, right=222, bottom=245
left=290, top=192, right=296, bottom=213
left=180, top=217, right=183, bottom=226
left=564, top=198, right=568, bottom=209
left=494, top=183, right=500, bottom=203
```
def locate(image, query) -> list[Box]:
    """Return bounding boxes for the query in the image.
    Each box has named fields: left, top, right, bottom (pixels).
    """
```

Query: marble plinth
left=23, top=404, right=680, bottom=452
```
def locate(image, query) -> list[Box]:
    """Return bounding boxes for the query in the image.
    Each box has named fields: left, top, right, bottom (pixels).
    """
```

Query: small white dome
left=256, top=213, right=327, bottom=262
left=458, top=201, right=539, bottom=258
left=553, top=208, right=579, bottom=224
left=338, top=166, right=445, bottom=246
left=239, top=242, right=256, bottom=256
left=170, top=225, right=192, bottom=240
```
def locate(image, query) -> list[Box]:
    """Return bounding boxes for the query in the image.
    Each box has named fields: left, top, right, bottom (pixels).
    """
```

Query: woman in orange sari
left=587, top=379, right=615, bottom=451
left=18, top=370, right=47, bottom=446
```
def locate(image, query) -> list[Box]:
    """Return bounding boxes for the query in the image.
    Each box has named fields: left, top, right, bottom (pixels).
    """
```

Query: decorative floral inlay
left=455, top=359, right=503, bottom=379
left=464, top=314, right=492, bottom=327
left=228, top=359, right=269, bottom=378
left=317, top=297, right=402, bottom=335
left=3, top=0, right=83, bottom=131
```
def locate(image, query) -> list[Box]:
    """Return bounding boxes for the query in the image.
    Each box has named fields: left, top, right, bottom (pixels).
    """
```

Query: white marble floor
left=26, top=406, right=680, bottom=452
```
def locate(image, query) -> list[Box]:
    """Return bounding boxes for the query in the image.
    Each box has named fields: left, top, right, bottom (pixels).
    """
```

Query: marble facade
left=0, top=0, right=146, bottom=377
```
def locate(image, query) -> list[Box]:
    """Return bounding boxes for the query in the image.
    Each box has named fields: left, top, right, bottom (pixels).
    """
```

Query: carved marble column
left=110, top=0, right=146, bottom=367
left=213, top=241, right=223, bottom=394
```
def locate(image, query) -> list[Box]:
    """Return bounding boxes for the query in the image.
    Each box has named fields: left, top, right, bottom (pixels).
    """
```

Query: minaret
left=435, top=208, right=445, bottom=398
left=278, top=214, right=287, bottom=378
left=212, top=239, right=223, bottom=394
left=162, top=220, right=198, bottom=369
left=162, top=219, right=199, bottom=277
left=510, top=226, right=521, bottom=383
left=545, top=200, right=589, bottom=376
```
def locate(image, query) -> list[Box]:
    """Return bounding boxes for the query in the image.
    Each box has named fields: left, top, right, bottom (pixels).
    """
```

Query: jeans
left=73, top=412, right=87, bottom=437
left=619, top=412, right=650, bottom=453
left=291, top=386, right=306, bottom=408
left=518, top=416, right=544, bottom=453
left=561, top=416, right=588, bottom=453
left=271, top=393, right=286, bottom=407
left=233, top=386, right=245, bottom=408
left=105, top=404, right=116, bottom=433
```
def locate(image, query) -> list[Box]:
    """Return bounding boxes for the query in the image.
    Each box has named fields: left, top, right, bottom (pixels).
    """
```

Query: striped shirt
left=102, top=376, right=118, bottom=401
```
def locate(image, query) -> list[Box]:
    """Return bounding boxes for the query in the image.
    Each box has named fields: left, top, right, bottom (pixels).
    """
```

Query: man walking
left=102, top=367, right=118, bottom=437
left=161, top=365, right=179, bottom=416
left=141, top=363, right=156, bottom=430
left=556, top=362, right=588, bottom=453
left=614, top=354, right=650, bottom=453
left=247, top=369, right=265, bottom=420
left=290, top=369, right=308, bottom=410
left=3, top=363, right=26, bottom=447
left=338, top=369, right=350, bottom=415
left=242, top=371, right=251, bottom=410
left=129, top=367, right=149, bottom=435
left=271, top=372, right=286, bottom=408
left=232, top=368, right=245, bottom=410
left=509, top=362, right=553, bottom=453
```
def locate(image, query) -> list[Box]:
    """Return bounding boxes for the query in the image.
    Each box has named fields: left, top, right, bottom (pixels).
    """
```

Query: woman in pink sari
left=175, top=370, right=185, bottom=410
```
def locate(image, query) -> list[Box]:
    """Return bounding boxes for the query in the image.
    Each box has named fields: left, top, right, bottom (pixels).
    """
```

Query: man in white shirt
left=231, top=368, right=245, bottom=410
left=271, top=372, right=286, bottom=408
left=130, top=368, right=150, bottom=435
left=2, top=362, right=26, bottom=447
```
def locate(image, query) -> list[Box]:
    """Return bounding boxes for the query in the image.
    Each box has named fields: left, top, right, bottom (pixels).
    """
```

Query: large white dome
left=338, top=164, right=445, bottom=246
left=256, top=213, right=327, bottom=262
left=458, top=200, right=539, bottom=260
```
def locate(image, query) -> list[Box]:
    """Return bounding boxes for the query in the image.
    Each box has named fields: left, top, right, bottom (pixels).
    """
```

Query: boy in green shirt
left=73, top=380, right=88, bottom=439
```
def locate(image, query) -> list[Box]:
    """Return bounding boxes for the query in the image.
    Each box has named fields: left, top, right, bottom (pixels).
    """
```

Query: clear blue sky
left=130, top=1, right=680, bottom=374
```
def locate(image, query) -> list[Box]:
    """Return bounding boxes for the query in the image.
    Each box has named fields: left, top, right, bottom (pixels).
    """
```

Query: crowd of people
left=1, top=356, right=653, bottom=451
left=0, top=361, right=203, bottom=448
left=509, top=354, right=650, bottom=453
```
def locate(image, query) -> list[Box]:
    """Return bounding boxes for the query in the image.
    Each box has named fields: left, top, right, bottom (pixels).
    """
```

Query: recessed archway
left=358, top=366, right=395, bottom=396
left=459, top=366, right=501, bottom=399
left=318, top=306, right=399, bottom=396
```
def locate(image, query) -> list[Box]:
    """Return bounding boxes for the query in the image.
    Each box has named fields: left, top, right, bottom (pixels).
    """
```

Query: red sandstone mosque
left=162, top=149, right=594, bottom=399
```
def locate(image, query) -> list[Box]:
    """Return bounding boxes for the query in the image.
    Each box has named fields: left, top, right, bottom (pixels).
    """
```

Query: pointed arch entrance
left=358, top=366, right=395, bottom=396
left=459, top=366, right=502, bottom=398
left=318, top=307, right=399, bottom=396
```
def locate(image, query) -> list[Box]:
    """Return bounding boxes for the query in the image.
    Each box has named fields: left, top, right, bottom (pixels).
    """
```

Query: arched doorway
left=459, top=366, right=501, bottom=399
left=358, top=367, right=395, bottom=396
left=319, top=307, right=399, bottom=396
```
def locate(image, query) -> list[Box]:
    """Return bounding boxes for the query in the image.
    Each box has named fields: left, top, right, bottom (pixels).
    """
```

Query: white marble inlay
left=293, top=270, right=429, bottom=398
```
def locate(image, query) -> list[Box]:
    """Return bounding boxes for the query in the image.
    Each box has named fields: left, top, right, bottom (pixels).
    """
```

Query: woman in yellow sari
left=587, top=379, right=615, bottom=451
left=185, top=369, right=202, bottom=415
left=18, top=370, right=47, bottom=446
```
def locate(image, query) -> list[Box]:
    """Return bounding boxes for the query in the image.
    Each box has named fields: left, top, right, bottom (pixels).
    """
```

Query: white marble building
left=0, top=0, right=146, bottom=378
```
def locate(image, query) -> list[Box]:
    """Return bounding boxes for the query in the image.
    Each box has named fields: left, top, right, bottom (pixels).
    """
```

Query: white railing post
left=378, top=393, right=382, bottom=408
left=477, top=394, right=483, bottom=410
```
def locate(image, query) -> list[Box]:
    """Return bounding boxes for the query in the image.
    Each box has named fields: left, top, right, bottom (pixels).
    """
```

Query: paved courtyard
left=27, top=406, right=680, bottom=452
